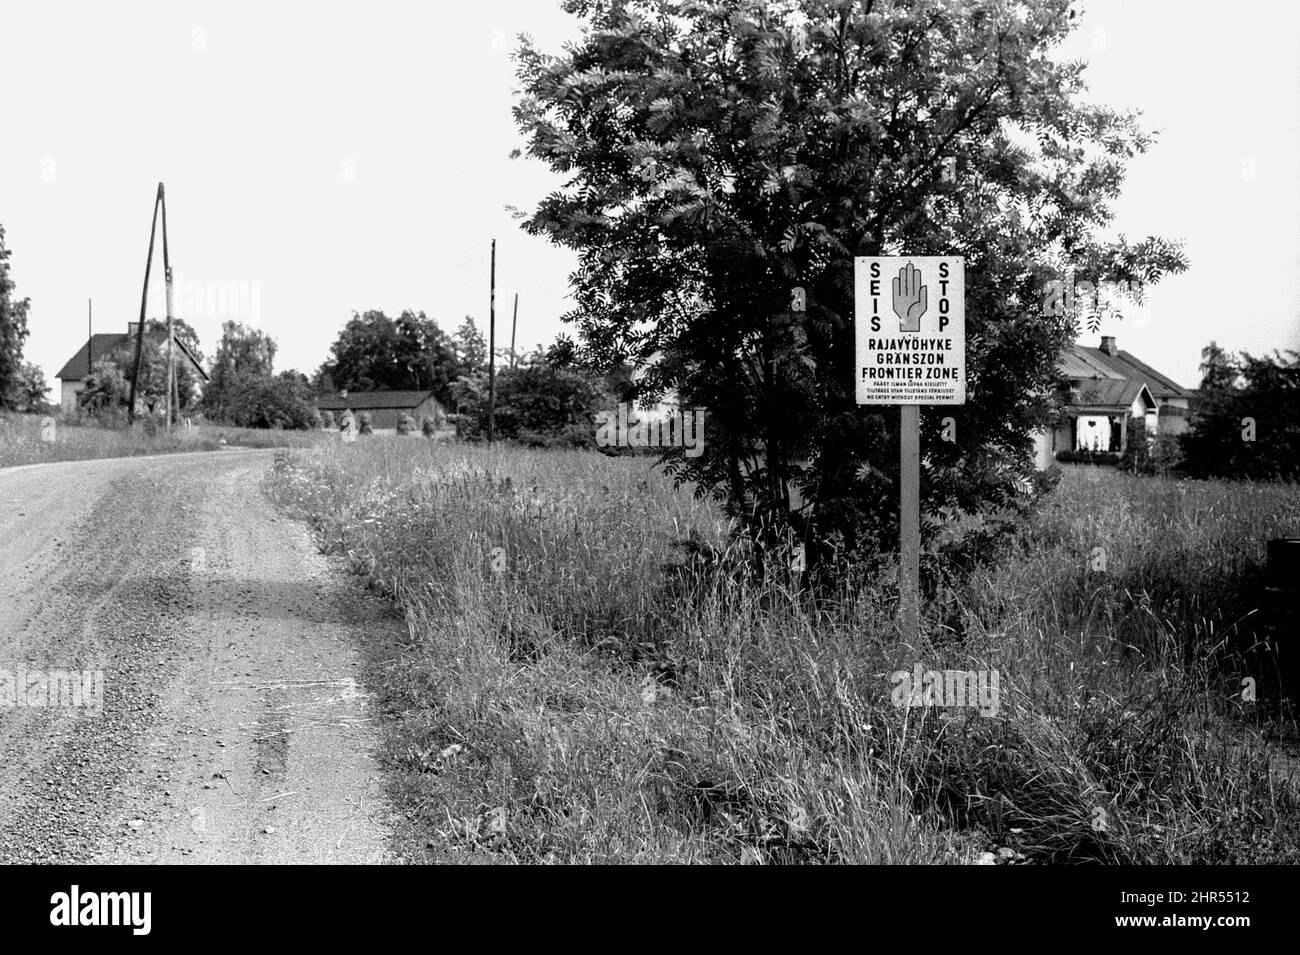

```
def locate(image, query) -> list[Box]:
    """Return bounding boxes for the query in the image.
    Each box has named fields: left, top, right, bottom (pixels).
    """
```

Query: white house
left=1032, top=336, right=1191, bottom=468
left=56, top=321, right=208, bottom=413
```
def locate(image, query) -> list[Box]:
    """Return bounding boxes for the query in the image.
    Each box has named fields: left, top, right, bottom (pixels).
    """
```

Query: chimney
left=1100, top=335, right=1117, bottom=356
left=127, top=321, right=140, bottom=337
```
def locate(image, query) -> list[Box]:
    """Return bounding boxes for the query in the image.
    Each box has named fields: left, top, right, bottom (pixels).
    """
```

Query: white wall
left=59, top=379, right=83, bottom=413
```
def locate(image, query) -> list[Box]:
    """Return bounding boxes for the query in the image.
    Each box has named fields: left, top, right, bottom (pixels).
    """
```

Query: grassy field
left=0, top=412, right=331, bottom=469
left=269, top=438, right=1300, bottom=864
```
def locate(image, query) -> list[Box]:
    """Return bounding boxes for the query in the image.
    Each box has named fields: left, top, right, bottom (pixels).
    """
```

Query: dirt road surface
left=0, top=449, right=404, bottom=864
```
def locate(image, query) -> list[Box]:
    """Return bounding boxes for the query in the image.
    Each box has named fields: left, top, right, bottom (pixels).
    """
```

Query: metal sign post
left=855, top=256, right=966, bottom=642
left=488, top=239, right=496, bottom=444
left=899, top=403, right=921, bottom=638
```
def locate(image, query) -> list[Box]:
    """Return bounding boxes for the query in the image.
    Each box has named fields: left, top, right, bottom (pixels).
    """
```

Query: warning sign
left=855, top=256, right=966, bottom=405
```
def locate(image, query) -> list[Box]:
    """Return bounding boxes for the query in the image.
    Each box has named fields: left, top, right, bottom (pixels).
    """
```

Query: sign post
left=854, top=256, right=966, bottom=641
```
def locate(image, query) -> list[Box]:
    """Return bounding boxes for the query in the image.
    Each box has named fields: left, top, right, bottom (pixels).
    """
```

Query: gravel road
left=0, top=449, right=402, bottom=864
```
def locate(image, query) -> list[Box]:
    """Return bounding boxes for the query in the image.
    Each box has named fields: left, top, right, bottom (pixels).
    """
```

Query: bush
left=1182, top=348, right=1300, bottom=481
left=421, top=417, right=437, bottom=438
left=457, top=358, right=607, bottom=446
left=1119, top=433, right=1183, bottom=476
left=322, top=410, right=335, bottom=430
left=224, top=373, right=317, bottom=430
left=396, top=413, right=416, bottom=435
left=1055, top=448, right=1120, bottom=466
left=358, top=411, right=373, bottom=435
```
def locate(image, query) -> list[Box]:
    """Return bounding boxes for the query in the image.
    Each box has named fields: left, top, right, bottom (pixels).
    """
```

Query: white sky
left=1, top=0, right=1296, bottom=391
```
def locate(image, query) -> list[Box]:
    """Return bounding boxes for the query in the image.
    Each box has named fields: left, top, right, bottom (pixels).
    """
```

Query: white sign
left=855, top=256, right=966, bottom=405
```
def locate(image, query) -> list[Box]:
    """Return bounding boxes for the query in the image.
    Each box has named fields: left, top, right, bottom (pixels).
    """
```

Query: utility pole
left=86, top=298, right=93, bottom=382
left=128, top=183, right=165, bottom=424
left=488, top=239, right=496, bottom=444
left=160, top=184, right=175, bottom=430
left=510, top=293, right=518, bottom=371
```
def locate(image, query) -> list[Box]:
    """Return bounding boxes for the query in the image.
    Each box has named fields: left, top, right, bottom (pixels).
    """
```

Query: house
left=1032, top=335, right=1192, bottom=468
left=55, top=321, right=209, bottom=413
left=314, top=390, right=445, bottom=430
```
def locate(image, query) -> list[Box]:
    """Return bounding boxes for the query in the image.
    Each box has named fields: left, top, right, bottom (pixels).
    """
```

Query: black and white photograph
left=0, top=0, right=1296, bottom=932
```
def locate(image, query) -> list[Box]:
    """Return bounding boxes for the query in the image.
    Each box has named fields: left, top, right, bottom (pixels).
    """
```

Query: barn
left=315, top=390, right=445, bottom=430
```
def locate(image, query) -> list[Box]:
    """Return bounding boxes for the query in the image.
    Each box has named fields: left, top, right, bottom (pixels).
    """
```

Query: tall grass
left=270, top=442, right=1300, bottom=864
left=0, top=412, right=330, bottom=468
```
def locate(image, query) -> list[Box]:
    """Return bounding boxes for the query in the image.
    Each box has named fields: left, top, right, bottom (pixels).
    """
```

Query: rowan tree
left=514, top=0, right=1187, bottom=571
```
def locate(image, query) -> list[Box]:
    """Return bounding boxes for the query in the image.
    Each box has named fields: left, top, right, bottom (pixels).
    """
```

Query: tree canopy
left=318, top=309, right=460, bottom=406
left=514, top=0, right=1187, bottom=570
left=0, top=224, right=32, bottom=411
left=201, top=321, right=276, bottom=420
left=1182, top=344, right=1300, bottom=482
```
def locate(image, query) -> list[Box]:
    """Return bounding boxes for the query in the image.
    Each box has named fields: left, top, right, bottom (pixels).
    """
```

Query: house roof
left=56, top=330, right=209, bottom=382
left=1059, top=347, right=1125, bottom=381
left=1077, top=346, right=1191, bottom=399
left=1070, top=377, right=1155, bottom=412
left=315, top=390, right=439, bottom=411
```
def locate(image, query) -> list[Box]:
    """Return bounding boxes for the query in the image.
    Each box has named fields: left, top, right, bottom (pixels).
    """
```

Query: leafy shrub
left=1182, top=346, right=1300, bottom=481
left=224, top=372, right=317, bottom=430
left=358, top=411, right=373, bottom=435
left=457, top=356, right=607, bottom=446
left=322, top=410, right=335, bottom=430
left=1056, top=449, right=1120, bottom=466
left=1119, top=433, right=1183, bottom=476
left=421, top=417, right=437, bottom=438
left=396, top=413, right=416, bottom=435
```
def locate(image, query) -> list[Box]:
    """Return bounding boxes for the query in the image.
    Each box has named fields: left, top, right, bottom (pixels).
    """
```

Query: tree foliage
left=80, top=357, right=132, bottom=420
left=85, top=319, right=205, bottom=417
left=10, top=362, right=49, bottom=412
left=453, top=316, right=489, bottom=377
left=202, top=321, right=276, bottom=420
left=224, top=371, right=318, bottom=430
left=0, top=225, right=32, bottom=411
left=319, top=309, right=460, bottom=406
left=1181, top=344, right=1300, bottom=481
left=458, top=346, right=610, bottom=447
left=515, top=0, right=1187, bottom=570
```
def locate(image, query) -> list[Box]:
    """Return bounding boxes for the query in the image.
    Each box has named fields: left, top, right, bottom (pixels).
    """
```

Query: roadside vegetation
left=270, top=438, right=1300, bottom=864
left=0, top=412, right=330, bottom=469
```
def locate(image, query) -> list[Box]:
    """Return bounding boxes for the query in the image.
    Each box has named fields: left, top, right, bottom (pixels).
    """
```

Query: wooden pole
left=128, top=183, right=164, bottom=424
left=160, top=184, right=175, bottom=430
left=899, top=404, right=920, bottom=641
left=488, top=239, right=496, bottom=444
left=86, top=298, right=92, bottom=382
left=510, top=293, right=518, bottom=370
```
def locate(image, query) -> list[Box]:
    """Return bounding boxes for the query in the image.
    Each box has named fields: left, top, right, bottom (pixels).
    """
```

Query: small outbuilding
left=315, top=390, right=445, bottom=430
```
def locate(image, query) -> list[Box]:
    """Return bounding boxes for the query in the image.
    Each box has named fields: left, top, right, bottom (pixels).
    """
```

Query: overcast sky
left=1, top=0, right=1296, bottom=391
